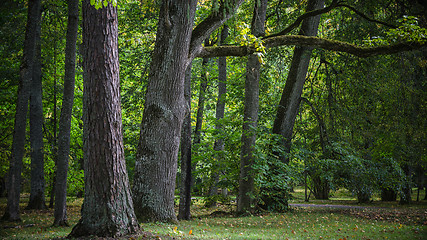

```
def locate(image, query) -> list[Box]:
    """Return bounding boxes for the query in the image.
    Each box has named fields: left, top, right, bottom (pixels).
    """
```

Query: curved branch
left=265, top=0, right=396, bottom=39
left=337, top=3, right=397, bottom=28
left=189, top=0, right=245, bottom=59
left=197, top=35, right=426, bottom=58
left=265, top=0, right=341, bottom=39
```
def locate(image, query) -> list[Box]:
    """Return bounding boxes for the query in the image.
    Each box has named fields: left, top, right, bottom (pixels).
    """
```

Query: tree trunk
left=194, top=48, right=210, bottom=145
left=178, top=64, right=193, bottom=220
left=49, top=41, right=59, bottom=209
left=69, top=1, right=139, bottom=237
left=381, top=188, right=397, bottom=201
left=132, top=0, right=243, bottom=223
left=311, top=175, right=330, bottom=200
left=2, top=0, right=41, bottom=222
left=53, top=0, right=79, bottom=226
left=272, top=0, right=324, bottom=162
left=209, top=25, right=229, bottom=203
left=27, top=6, right=46, bottom=210
left=132, top=0, right=197, bottom=223
left=237, top=0, right=267, bottom=213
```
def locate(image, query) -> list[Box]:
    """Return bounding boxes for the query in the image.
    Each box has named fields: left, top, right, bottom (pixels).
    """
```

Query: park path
left=289, top=203, right=388, bottom=210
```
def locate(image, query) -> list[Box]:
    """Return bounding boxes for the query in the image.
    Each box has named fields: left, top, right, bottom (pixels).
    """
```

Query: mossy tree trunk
left=237, top=0, right=267, bottom=213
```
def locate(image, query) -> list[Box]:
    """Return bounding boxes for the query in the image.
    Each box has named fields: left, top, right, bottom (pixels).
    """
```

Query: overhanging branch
left=197, top=35, right=426, bottom=58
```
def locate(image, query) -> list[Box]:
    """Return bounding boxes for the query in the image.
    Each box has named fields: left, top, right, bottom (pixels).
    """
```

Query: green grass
left=0, top=189, right=426, bottom=239
left=144, top=211, right=425, bottom=240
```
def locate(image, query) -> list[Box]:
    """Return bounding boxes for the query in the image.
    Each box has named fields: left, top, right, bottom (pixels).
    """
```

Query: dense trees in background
left=2, top=0, right=42, bottom=221
left=0, top=0, right=426, bottom=237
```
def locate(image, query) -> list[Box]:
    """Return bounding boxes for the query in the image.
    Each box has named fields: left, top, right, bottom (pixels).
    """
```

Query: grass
left=0, top=189, right=426, bottom=239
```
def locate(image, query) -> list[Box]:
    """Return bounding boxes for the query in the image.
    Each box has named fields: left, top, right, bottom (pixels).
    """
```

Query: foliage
left=252, top=131, right=291, bottom=212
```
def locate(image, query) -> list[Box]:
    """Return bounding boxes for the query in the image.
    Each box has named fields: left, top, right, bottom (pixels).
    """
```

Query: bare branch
left=197, top=35, right=426, bottom=58
left=336, top=3, right=397, bottom=28
left=265, top=0, right=396, bottom=39
left=265, top=0, right=341, bottom=39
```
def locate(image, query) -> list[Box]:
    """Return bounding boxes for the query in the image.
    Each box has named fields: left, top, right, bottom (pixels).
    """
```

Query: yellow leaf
left=173, top=226, right=177, bottom=233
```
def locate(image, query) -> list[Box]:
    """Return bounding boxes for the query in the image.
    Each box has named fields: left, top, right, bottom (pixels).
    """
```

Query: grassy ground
left=0, top=189, right=426, bottom=239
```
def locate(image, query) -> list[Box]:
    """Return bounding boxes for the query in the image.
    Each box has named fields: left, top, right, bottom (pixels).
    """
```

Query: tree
left=209, top=25, right=229, bottom=203
left=53, top=0, right=79, bottom=226
left=27, top=3, right=46, bottom=210
left=69, top=0, right=139, bottom=237
left=237, top=0, right=268, bottom=213
left=132, top=0, right=244, bottom=223
left=271, top=0, right=324, bottom=163
left=178, top=64, right=193, bottom=220
left=2, top=0, right=42, bottom=222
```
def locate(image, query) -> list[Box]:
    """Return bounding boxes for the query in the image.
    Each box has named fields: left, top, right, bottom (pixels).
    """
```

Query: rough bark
left=272, top=0, right=324, bottom=162
left=53, top=0, right=79, bottom=226
left=237, top=0, right=267, bottom=213
left=178, top=64, right=192, bottom=221
left=133, top=0, right=244, bottom=223
left=2, top=0, right=41, bottom=222
left=27, top=6, right=46, bottom=210
left=132, top=1, right=197, bottom=223
left=69, top=1, right=139, bottom=237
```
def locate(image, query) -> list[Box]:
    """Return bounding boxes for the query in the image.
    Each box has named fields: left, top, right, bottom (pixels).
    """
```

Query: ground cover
left=0, top=189, right=426, bottom=239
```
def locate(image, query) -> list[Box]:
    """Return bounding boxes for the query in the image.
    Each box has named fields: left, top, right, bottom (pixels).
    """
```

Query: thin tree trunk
left=237, top=0, right=267, bottom=213
left=178, top=64, right=192, bottom=220
left=69, top=0, right=139, bottom=237
left=27, top=5, right=46, bottom=210
left=272, top=0, right=324, bottom=162
left=209, top=25, right=229, bottom=201
left=2, top=0, right=41, bottom=222
left=132, top=1, right=197, bottom=223
left=49, top=41, right=58, bottom=209
left=53, top=0, right=79, bottom=226
left=194, top=56, right=209, bottom=145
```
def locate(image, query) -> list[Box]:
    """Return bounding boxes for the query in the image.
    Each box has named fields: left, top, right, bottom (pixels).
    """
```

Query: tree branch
left=197, top=35, right=426, bottom=58
left=265, top=0, right=341, bottom=39
left=265, top=0, right=396, bottom=39
left=189, top=0, right=245, bottom=59
left=336, top=3, right=397, bottom=28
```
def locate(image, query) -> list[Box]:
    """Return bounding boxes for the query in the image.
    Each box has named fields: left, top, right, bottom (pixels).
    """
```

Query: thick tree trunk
left=27, top=7, right=46, bottom=210
left=132, top=1, right=197, bottom=223
left=53, top=0, right=79, bottom=226
left=237, top=0, right=267, bottom=213
left=272, top=0, right=324, bottom=162
left=69, top=1, right=139, bottom=237
left=178, top=64, right=192, bottom=220
left=2, top=0, right=41, bottom=222
left=132, top=0, right=243, bottom=223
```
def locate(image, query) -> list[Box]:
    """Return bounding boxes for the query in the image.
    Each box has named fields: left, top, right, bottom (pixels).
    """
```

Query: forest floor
left=0, top=188, right=426, bottom=239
